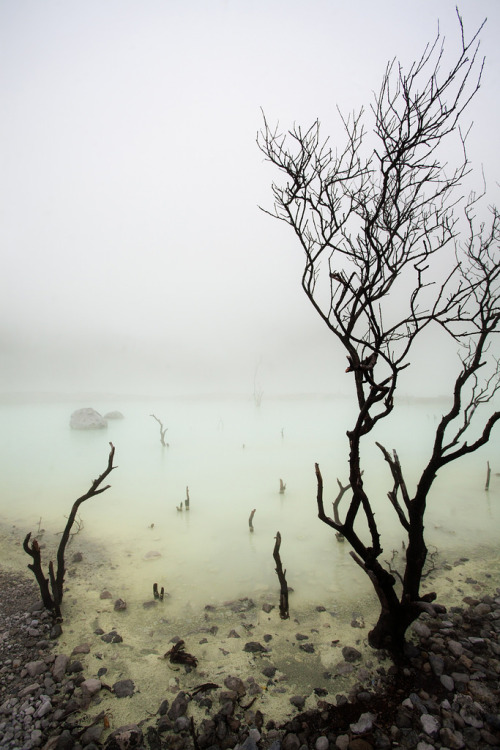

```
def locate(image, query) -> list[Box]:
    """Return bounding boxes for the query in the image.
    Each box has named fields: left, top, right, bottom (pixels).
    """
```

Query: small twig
left=485, top=460, right=491, bottom=490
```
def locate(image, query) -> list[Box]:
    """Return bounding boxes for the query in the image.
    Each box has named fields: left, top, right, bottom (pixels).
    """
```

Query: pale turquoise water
left=0, top=394, right=498, bottom=609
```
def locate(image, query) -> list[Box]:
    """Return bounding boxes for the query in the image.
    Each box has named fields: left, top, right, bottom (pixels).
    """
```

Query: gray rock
left=300, top=643, right=315, bottom=653
left=244, top=641, right=267, bottom=653
left=80, top=678, right=102, bottom=697
left=114, top=598, right=127, bottom=611
left=239, top=737, right=259, bottom=750
left=342, top=646, right=362, bottom=662
left=439, top=727, right=465, bottom=748
left=315, top=737, right=329, bottom=750
left=168, top=691, right=189, bottom=720
left=72, top=642, right=91, bottom=654
left=113, top=679, right=135, bottom=698
left=282, top=733, right=300, bottom=750
left=103, top=411, right=124, bottom=419
left=174, top=716, right=190, bottom=732
left=440, top=674, right=455, bottom=691
left=412, top=620, right=431, bottom=639
left=350, top=711, right=376, bottom=734
left=101, top=630, right=123, bottom=643
left=262, top=666, right=277, bottom=678
left=420, top=713, right=440, bottom=737
left=70, top=407, right=107, bottom=430
left=81, top=725, right=104, bottom=745
left=428, top=652, right=444, bottom=677
left=224, top=676, right=246, bottom=696
left=26, top=660, right=46, bottom=677
left=447, top=639, right=464, bottom=657
left=67, top=660, right=83, bottom=673
left=105, top=724, right=143, bottom=749
left=290, top=695, right=306, bottom=710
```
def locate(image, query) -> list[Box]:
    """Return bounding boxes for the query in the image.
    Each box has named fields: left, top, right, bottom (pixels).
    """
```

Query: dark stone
left=156, top=716, right=174, bottom=733
left=295, top=633, right=309, bottom=641
left=104, top=724, right=143, bottom=750
left=314, top=687, right=328, bottom=697
left=262, top=666, right=277, bottom=678
left=239, top=737, right=258, bottom=750
left=228, top=629, right=240, bottom=638
left=244, top=641, right=266, bottom=653
left=67, top=660, right=83, bottom=673
left=97, top=667, right=108, bottom=677
left=51, top=623, right=63, bottom=639
left=224, top=676, right=246, bottom=696
left=158, top=699, right=170, bottom=715
left=263, top=634, right=273, bottom=642
left=282, top=732, right=301, bottom=750
left=72, top=552, right=83, bottom=563
left=300, top=643, right=315, bottom=653
left=114, top=598, right=127, bottom=611
left=101, top=630, right=123, bottom=643
left=262, top=603, right=274, bottom=613
left=113, top=679, right=135, bottom=698
left=342, top=646, right=362, bottom=662
left=56, top=730, right=75, bottom=749
left=168, top=691, right=189, bottom=720
left=290, top=695, right=306, bottom=710
left=146, top=726, right=162, bottom=750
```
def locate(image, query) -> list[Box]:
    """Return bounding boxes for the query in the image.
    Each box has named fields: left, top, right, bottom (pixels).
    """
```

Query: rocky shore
left=1, top=568, right=499, bottom=750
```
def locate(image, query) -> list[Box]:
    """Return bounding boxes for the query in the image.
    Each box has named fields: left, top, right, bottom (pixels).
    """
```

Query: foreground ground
left=1, top=566, right=499, bottom=750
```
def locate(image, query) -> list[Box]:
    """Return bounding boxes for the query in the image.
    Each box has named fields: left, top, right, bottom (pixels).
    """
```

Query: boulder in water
left=103, top=410, right=124, bottom=419
left=70, top=407, right=107, bottom=430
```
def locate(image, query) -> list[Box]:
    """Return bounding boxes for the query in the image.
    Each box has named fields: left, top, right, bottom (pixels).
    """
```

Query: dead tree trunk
left=150, top=414, right=168, bottom=446
left=273, top=531, right=289, bottom=619
left=24, top=443, right=116, bottom=618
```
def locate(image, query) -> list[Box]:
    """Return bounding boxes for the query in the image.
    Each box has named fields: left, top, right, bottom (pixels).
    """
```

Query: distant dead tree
left=24, top=443, right=116, bottom=618
left=150, top=414, right=168, bottom=446
left=258, top=12, right=500, bottom=656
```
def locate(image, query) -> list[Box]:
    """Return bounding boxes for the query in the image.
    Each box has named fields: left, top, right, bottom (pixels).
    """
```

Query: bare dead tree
left=273, top=531, right=289, bottom=619
left=150, top=413, right=168, bottom=446
left=258, top=12, right=500, bottom=656
left=24, top=443, right=116, bottom=618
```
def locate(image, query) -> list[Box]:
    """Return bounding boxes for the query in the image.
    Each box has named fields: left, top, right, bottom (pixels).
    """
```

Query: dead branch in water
left=248, top=509, right=256, bottom=532
left=164, top=640, right=198, bottom=667
left=485, top=460, right=491, bottom=490
left=23, top=443, right=116, bottom=618
left=150, top=414, right=168, bottom=446
left=273, top=531, right=289, bottom=619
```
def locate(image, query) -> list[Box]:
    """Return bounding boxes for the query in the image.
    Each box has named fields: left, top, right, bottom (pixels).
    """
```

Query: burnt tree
left=258, top=13, right=500, bottom=656
left=24, top=443, right=116, bottom=618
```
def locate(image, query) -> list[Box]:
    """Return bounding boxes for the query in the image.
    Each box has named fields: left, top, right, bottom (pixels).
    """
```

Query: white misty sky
left=1, top=0, right=499, bottom=396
